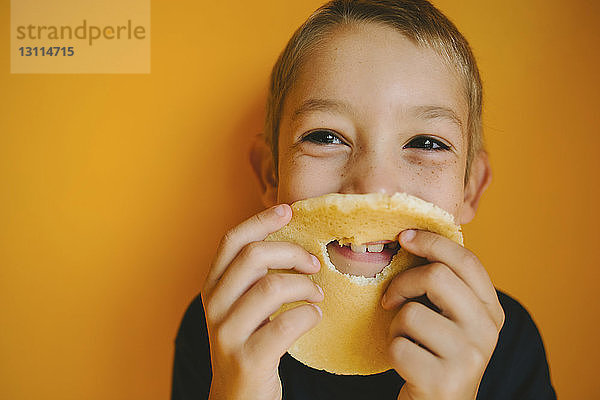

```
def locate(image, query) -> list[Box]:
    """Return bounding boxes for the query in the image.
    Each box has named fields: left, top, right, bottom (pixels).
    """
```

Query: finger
left=221, top=273, right=324, bottom=346
left=389, top=301, right=459, bottom=359
left=388, top=336, right=438, bottom=387
left=399, top=229, right=503, bottom=326
left=206, top=241, right=320, bottom=323
left=382, top=262, right=489, bottom=327
left=203, top=204, right=292, bottom=295
left=244, top=303, right=322, bottom=370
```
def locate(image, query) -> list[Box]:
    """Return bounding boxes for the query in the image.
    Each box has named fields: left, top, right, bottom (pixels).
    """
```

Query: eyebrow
left=411, top=105, right=463, bottom=129
left=292, top=98, right=354, bottom=122
left=291, top=98, right=463, bottom=129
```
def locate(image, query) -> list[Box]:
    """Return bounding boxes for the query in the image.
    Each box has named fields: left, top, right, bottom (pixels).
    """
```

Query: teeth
left=366, top=243, right=384, bottom=253
left=350, top=243, right=367, bottom=253
left=345, top=241, right=398, bottom=253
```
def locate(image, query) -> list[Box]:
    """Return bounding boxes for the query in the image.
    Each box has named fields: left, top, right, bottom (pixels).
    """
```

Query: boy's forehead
left=283, top=23, right=468, bottom=136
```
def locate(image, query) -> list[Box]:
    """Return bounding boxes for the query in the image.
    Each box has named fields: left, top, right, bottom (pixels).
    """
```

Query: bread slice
left=265, top=192, right=463, bottom=375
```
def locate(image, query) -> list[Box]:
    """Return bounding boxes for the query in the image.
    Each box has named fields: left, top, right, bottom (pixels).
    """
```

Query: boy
left=172, top=1, right=556, bottom=399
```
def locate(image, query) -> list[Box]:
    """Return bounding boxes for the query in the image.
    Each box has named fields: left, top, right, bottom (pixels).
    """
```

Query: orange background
left=1, top=1, right=598, bottom=399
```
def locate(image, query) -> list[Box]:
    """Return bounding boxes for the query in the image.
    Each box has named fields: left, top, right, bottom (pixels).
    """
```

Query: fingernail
left=401, top=229, right=416, bottom=242
left=311, top=254, right=320, bottom=268
left=316, top=284, right=324, bottom=296
left=273, top=204, right=286, bottom=217
left=381, top=293, right=388, bottom=308
left=312, top=304, right=323, bottom=317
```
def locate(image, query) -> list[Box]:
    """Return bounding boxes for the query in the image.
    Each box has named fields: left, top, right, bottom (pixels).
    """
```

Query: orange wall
left=1, top=1, right=598, bottom=398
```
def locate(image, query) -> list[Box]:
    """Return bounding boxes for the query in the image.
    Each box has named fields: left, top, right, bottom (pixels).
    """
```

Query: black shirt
left=171, top=290, right=556, bottom=399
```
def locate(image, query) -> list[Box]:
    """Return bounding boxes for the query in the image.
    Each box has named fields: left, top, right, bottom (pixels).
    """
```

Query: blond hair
left=264, top=0, right=484, bottom=184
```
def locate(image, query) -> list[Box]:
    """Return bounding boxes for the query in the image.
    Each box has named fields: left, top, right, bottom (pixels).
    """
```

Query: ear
left=249, top=134, right=278, bottom=207
left=458, top=150, right=492, bottom=224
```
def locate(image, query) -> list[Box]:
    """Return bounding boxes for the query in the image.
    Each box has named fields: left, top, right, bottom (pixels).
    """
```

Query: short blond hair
left=264, top=0, right=484, bottom=184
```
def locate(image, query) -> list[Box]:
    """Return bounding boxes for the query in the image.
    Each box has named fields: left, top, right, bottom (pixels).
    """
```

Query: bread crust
left=265, top=193, right=463, bottom=375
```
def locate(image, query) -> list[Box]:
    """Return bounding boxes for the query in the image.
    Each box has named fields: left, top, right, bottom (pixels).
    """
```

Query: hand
left=201, top=204, right=324, bottom=400
left=381, top=229, right=504, bottom=400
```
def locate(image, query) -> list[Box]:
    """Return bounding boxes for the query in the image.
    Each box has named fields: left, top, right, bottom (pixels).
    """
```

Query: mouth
left=326, top=240, right=400, bottom=278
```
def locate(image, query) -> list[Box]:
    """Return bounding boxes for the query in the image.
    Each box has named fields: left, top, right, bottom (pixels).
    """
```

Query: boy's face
left=258, top=23, right=489, bottom=277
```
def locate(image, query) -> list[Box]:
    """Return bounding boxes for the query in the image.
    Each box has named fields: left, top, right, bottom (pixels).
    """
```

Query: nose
left=340, top=146, right=402, bottom=195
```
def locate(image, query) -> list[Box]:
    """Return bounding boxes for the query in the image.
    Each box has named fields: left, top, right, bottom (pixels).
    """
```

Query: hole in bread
left=325, top=240, right=400, bottom=278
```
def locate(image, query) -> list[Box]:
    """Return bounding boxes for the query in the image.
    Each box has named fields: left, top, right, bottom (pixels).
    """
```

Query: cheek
left=406, top=157, right=465, bottom=216
left=277, top=153, right=344, bottom=203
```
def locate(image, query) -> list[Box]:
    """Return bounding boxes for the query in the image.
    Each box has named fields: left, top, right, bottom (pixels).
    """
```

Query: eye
left=301, top=130, right=345, bottom=145
left=403, top=135, right=450, bottom=151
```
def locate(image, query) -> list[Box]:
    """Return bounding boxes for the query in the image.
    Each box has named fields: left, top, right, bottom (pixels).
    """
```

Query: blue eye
left=404, top=136, right=450, bottom=151
left=302, top=130, right=344, bottom=145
